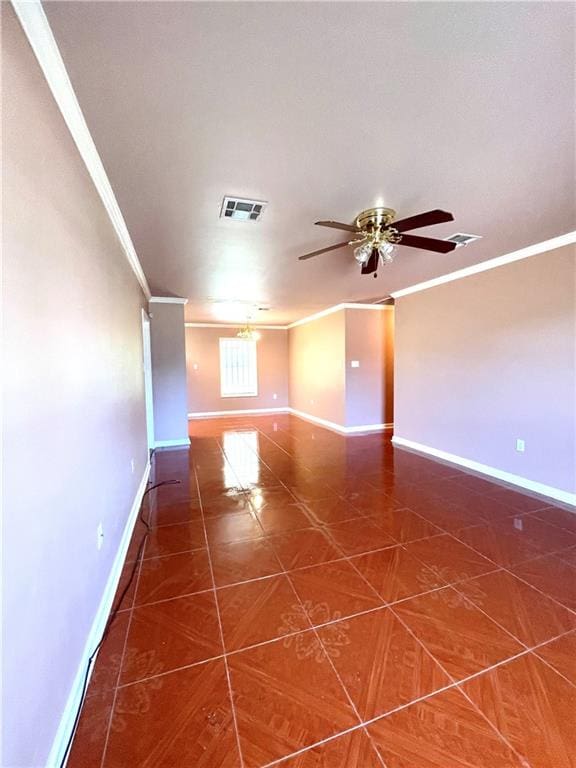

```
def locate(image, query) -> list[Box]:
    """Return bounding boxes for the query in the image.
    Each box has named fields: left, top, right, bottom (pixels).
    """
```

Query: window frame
left=219, top=337, right=259, bottom=398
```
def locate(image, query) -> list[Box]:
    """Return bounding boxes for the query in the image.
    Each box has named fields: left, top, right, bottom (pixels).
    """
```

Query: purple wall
left=186, top=327, right=289, bottom=413
left=345, top=308, right=394, bottom=428
left=394, top=245, right=576, bottom=496
left=150, top=302, right=189, bottom=443
left=2, top=10, right=148, bottom=765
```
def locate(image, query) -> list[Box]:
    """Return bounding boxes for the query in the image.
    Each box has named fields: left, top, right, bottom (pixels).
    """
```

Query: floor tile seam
left=342, top=545, right=436, bottom=611
left=448, top=517, right=576, bottom=565
left=99, top=541, right=145, bottom=768
left=495, top=561, right=576, bottom=618
left=194, top=464, right=246, bottom=768
left=130, top=585, right=215, bottom=610
left=282, top=565, right=367, bottom=733
left=448, top=581, right=537, bottom=651
left=257, top=682, right=459, bottom=768
left=259, top=643, right=535, bottom=768
left=530, top=646, right=576, bottom=690
left=141, top=544, right=208, bottom=561
left=527, top=509, right=576, bottom=536
left=454, top=685, right=534, bottom=766
left=384, top=604, right=533, bottom=765
left=396, top=535, right=503, bottom=590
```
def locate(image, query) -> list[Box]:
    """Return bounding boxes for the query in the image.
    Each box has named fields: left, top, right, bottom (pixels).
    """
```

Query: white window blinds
left=219, top=338, right=258, bottom=397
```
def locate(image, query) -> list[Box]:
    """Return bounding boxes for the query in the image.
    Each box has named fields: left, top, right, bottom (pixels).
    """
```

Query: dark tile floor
left=68, top=415, right=576, bottom=767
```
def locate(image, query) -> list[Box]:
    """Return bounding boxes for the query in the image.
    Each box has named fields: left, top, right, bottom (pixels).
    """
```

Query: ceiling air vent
left=444, top=233, right=482, bottom=247
left=220, top=196, right=267, bottom=221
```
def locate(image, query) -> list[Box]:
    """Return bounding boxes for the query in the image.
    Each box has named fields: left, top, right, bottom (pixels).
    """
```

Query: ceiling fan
left=298, top=207, right=458, bottom=277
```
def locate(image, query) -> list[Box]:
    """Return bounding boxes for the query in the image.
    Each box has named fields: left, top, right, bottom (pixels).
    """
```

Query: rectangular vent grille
left=444, top=233, right=482, bottom=247
left=220, top=196, right=267, bottom=221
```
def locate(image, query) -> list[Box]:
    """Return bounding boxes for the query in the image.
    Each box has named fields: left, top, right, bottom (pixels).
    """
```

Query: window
left=219, top=338, right=258, bottom=397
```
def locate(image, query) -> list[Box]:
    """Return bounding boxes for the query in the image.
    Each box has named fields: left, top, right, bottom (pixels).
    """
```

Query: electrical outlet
left=350, top=360, right=360, bottom=368
left=97, top=522, right=104, bottom=550
left=130, top=458, right=135, bottom=474
left=310, top=399, right=315, bottom=405
left=516, top=439, right=525, bottom=453
left=272, top=393, right=277, bottom=400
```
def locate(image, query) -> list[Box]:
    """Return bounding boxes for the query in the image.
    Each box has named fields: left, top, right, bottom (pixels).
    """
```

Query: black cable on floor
left=59, top=478, right=180, bottom=768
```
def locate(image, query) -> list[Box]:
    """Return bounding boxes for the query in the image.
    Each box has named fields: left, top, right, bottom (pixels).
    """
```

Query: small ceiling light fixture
left=352, top=221, right=400, bottom=270
left=237, top=323, right=261, bottom=341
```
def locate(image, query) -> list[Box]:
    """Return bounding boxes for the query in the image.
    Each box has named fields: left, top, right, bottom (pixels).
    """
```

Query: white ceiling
left=46, top=1, right=575, bottom=324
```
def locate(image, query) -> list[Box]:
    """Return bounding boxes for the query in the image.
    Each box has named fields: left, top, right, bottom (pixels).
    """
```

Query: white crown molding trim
left=188, top=407, right=289, bottom=418
left=11, top=0, right=151, bottom=301
left=287, top=302, right=392, bottom=330
left=46, top=461, right=151, bottom=768
left=392, top=435, right=576, bottom=507
left=150, top=296, right=188, bottom=305
left=185, top=323, right=287, bottom=330
left=391, top=232, right=576, bottom=299
left=184, top=304, right=391, bottom=330
left=154, top=438, right=191, bottom=448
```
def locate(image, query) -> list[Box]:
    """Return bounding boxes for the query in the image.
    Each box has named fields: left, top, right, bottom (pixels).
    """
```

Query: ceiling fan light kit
left=299, top=206, right=463, bottom=276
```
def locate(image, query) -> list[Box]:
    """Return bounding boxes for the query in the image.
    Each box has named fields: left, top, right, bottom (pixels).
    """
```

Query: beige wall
left=288, top=311, right=347, bottom=425
left=2, top=8, right=148, bottom=765
left=150, top=302, right=189, bottom=443
left=345, top=308, right=394, bottom=428
left=186, top=327, right=289, bottom=413
left=394, top=245, right=576, bottom=495
left=288, top=308, right=394, bottom=428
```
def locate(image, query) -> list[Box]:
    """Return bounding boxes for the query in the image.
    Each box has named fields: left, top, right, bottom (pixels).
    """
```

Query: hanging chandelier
left=237, top=323, right=261, bottom=341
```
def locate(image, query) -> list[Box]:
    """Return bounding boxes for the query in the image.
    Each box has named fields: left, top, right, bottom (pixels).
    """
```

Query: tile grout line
left=282, top=564, right=388, bottom=768
left=224, top=426, right=391, bottom=766
left=340, top=546, right=533, bottom=766
left=192, top=462, right=246, bottom=768
left=384, top=601, right=533, bottom=766
left=136, top=426, right=572, bottom=768
left=444, top=526, right=576, bottom=617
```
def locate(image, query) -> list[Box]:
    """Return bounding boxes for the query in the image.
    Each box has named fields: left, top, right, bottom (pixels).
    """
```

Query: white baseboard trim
left=392, top=436, right=576, bottom=507
left=289, top=408, right=393, bottom=435
left=188, top=407, right=289, bottom=418
left=186, top=407, right=392, bottom=435
left=47, top=461, right=151, bottom=768
left=154, top=438, right=191, bottom=448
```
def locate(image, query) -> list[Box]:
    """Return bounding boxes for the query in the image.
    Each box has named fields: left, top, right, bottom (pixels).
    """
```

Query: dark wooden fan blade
left=315, top=220, right=360, bottom=233
left=393, top=209, right=454, bottom=233
left=298, top=241, right=350, bottom=261
left=398, top=234, right=458, bottom=253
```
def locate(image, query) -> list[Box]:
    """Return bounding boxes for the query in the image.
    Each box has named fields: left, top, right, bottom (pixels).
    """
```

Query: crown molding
left=287, top=302, right=392, bottom=329
left=391, top=232, right=576, bottom=299
left=183, top=303, right=391, bottom=330
left=185, top=323, right=286, bottom=330
left=11, top=0, right=151, bottom=301
left=149, top=296, right=188, bottom=305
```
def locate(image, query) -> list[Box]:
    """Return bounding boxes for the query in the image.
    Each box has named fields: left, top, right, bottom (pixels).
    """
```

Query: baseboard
left=288, top=408, right=393, bottom=435
left=186, top=407, right=393, bottom=435
left=47, top=460, right=151, bottom=768
left=188, top=407, right=289, bottom=418
left=392, top=436, right=576, bottom=507
left=154, top=437, right=191, bottom=448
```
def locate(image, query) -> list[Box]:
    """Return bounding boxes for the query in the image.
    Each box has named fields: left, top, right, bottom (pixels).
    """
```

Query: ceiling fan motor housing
left=355, top=207, right=396, bottom=232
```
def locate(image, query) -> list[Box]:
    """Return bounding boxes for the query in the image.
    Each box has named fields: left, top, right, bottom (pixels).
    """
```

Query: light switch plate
left=350, top=360, right=360, bottom=368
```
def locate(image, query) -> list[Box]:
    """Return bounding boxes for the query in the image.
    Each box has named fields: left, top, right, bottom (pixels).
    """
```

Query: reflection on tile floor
left=68, top=414, right=576, bottom=767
